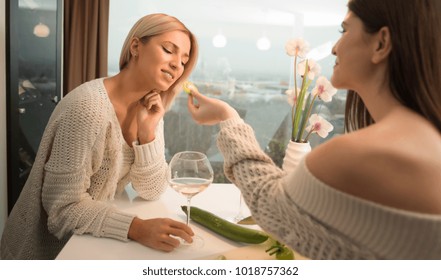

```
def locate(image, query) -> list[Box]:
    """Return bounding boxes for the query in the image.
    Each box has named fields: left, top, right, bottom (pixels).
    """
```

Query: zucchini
left=181, top=206, right=269, bottom=244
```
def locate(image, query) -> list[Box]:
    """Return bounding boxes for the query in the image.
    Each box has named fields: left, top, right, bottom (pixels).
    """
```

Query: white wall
left=0, top=0, right=8, bottom=239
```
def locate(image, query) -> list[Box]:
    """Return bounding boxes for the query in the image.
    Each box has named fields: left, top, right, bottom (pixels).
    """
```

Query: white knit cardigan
left=218, top=118, right=441, bottom=259
left=1, top=78, right=168, bottom=259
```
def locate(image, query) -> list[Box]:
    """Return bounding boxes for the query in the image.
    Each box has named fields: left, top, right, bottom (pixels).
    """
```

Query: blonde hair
left=119, top=13, right=199, bottom=110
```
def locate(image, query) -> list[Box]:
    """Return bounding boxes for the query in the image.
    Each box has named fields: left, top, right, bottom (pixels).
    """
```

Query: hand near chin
left=128, top=217, right=194, bottom=252
left=136, top=92, right=165, bottom=143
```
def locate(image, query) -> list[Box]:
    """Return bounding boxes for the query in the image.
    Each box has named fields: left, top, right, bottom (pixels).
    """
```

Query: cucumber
left=181, top=206, right=269, bottom=244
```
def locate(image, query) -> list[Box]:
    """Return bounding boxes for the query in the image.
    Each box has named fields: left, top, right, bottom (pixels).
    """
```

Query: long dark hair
left=345, top=0, right=441, bottom=132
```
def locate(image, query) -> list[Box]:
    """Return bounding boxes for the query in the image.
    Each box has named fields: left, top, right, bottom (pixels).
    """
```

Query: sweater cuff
left=220, top=117, right=244, bottom=129
left=101, top=211, right=136, bottom=241
left=132, top=138, right=164, bottom=165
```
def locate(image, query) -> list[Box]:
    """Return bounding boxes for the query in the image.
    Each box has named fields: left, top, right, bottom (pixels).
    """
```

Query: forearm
left=130, top=160, right=168, bottom=200
left=219, top=143, right=295, bottom=246
left=42, top=168, right=134, bottom=241
left=217, top=118, right=280, bottom=183
left=130, top=127, right=168, bottom=200
left=216, top=118, right=288, bottom=218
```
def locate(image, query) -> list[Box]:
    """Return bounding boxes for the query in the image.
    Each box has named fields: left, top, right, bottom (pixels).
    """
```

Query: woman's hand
left=128, top=217, right=194, bottom=252
left=137, top=91, right=165, bottom=143
left=187, top=87, right=239, bottom=125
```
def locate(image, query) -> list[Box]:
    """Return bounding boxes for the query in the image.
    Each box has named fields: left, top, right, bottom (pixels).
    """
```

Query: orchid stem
left=291, top=56, right=298, bottom=141
left=304, top=128, right=315, bottom=143
left=297, top=95, right=317, bottom=142
left=292, top=60, right=309, bottom=142
left=294, top=56, right=298, bottom=101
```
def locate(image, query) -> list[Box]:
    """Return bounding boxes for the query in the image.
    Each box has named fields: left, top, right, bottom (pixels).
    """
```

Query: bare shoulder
left=306, top=132, right=370, bottom=193
left=306, top=126, right=441, bottom=214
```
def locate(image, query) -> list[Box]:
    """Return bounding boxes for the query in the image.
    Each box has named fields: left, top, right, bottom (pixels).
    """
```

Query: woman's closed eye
left=162, top=46, right=172, bottom=54
left=162, top=42, right=189, bottom=67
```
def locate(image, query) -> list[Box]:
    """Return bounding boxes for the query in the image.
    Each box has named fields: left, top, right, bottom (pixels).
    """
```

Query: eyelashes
left=338, top=23, right=346, bottom=34
left=162, top=46, right=172, bottom=54
left=162, top=46, right=187, bottom=67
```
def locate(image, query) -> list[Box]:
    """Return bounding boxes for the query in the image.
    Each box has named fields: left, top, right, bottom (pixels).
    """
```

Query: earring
left=133, top=52, right=138, bottom=57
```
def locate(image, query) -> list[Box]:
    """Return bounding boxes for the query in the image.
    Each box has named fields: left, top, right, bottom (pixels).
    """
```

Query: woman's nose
left=331, top=41, right=338, bottom=56
left=170, top=57, right=182, bottom=70
left=169, top=60, right=177, bottom=70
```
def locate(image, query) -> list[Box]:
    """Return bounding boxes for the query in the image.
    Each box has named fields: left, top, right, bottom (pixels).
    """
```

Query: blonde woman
left=1, top=13, right=199, bottom=259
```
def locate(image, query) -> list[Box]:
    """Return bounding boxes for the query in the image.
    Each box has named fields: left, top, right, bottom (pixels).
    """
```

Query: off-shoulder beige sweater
left=218, top=118, right=441, bottom=259
left=1, top=78, right=168, bottom=260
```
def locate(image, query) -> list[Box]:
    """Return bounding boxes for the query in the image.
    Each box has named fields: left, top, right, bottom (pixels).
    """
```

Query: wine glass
left=167, top=151, right=214, bottom=248
left=234, top=193, right=245, bottom=222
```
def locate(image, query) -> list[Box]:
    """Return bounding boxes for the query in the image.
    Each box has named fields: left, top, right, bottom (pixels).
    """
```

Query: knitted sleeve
left=41, top=88, right=134, bottom=242
left=217, top=118, right=377, bottom=259
left=130, top=119, right=168, bottom=200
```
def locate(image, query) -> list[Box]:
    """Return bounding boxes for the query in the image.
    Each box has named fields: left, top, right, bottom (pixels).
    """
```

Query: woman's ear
left=372, top=26, right=392, bottom=64
left=130, top=37, right=140, bottom=57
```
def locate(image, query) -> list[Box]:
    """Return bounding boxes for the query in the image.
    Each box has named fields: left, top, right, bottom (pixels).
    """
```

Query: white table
left=56, top=183, right=263, bottom=260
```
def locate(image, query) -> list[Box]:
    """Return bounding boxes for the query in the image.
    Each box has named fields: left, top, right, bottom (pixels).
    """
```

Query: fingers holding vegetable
left=184, top=81, right=239, bottom=125
left=183, top=81, right=198, bottom=95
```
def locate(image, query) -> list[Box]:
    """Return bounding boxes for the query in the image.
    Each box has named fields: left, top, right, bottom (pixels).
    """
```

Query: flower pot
left=282, top=140, right=312, bottom=173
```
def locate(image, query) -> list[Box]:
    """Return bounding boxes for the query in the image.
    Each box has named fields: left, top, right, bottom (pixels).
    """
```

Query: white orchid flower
left=285, top=38, right=309, bottom=58
left=312, top=76, right=337, bottom=102
left=305, top=114, right=334, bottom=138
left=285, top=38, right=336, bottom=143
left=285, top=88, right=296, bottom=107
left=297, top=59, right=321, bottom=80
left=285, top=88, right=309, bottom=109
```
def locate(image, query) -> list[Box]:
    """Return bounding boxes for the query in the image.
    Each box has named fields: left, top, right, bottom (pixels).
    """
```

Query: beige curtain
left=63, top=0, right=109, bottom=94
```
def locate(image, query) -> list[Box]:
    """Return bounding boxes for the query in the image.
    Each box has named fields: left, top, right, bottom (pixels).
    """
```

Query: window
left=109, top=0, right=348, bottom=182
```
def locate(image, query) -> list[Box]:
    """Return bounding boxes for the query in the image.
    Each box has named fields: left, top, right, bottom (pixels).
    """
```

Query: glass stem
left=234, top=194, right=244, bottom=221
left=186, top=196, right=192, bottom=226
left=238, top=194, right=243, bottom=215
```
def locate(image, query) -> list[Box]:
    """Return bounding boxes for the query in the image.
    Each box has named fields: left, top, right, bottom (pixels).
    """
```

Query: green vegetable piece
left=265, top=239, right=295, bottom=260
left=183, top=81, right=196, bottom=95
left=181, top=206, right=269, bottom=244
left=276, top=247, right=294, bottom=260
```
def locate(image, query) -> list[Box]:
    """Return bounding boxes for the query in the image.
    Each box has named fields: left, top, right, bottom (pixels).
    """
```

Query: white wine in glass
left=169, top=177, right=211, bottom=224
left=168, top=151, right=213, bottom=248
